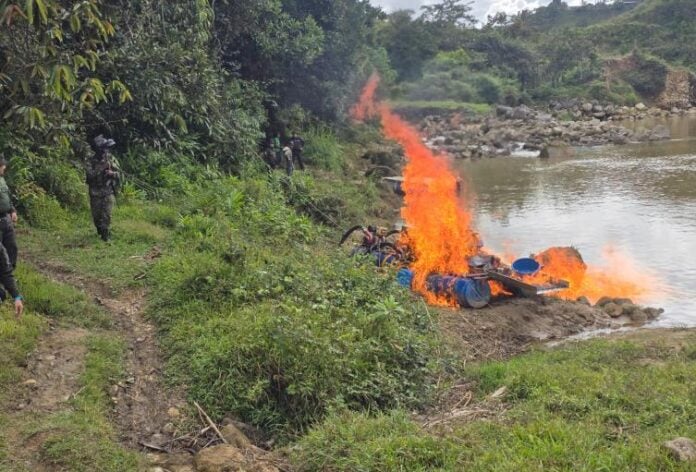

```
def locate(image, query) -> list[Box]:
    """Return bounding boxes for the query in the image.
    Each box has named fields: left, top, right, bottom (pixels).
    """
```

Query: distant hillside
left=520, top=0, right=642, bottom=32
left=586, top=0, right=696, bottom=69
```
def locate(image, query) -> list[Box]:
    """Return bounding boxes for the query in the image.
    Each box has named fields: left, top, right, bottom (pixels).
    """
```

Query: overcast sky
left=371, top=0, right=600, bottom=21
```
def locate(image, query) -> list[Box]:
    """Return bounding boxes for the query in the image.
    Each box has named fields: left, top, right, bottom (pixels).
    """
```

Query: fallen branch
left=194, top=401, right=227, bottom=444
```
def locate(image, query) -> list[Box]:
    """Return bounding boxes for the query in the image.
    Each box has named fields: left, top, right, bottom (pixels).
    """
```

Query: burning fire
left=527, top=245, right=660, bottom=304
left=352, top=74, right=481, bottom=304
left=352, top=74, right=659, bottom=306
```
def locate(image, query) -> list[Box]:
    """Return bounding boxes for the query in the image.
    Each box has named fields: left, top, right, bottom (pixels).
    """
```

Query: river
left=458, top=115, right=696, bottom=327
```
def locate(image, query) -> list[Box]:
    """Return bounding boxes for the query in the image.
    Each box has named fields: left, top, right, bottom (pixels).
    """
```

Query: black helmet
left=93, top=134, right=116, bottom=149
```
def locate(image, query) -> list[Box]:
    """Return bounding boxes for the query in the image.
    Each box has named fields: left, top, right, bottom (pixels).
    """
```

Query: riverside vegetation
left=2, top=0, right=696, bottom=470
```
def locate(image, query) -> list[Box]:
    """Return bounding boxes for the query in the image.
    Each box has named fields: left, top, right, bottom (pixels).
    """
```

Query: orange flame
left=352, top=75, right=658, bottom=307
left=352, top=74, right=481, bottom=304
left=528, top=246, right=660, bottom=304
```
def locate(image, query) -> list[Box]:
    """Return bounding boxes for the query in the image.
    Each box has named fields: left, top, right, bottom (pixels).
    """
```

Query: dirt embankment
left=437, top=296, right=662, bottom=362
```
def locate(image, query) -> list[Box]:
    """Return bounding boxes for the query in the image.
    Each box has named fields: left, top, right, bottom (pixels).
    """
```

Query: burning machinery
left=341, top=225, right=571, bottom=309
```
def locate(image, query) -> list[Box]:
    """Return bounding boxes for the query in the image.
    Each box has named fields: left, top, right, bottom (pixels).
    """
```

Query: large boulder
left=635, top=102, right=647, bottom=111
left=511, top=105, right=534, bottom=120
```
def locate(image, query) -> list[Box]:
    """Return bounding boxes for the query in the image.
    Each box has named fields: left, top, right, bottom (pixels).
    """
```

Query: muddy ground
left=436, top=295, right=662, bottom=361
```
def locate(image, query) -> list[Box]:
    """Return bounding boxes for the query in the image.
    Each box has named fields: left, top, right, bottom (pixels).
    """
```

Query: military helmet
left=93, top=134, right=116, bottom=149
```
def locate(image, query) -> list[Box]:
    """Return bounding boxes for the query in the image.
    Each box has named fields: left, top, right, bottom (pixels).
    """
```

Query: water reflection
left=457, top=115, right=696, bottom=326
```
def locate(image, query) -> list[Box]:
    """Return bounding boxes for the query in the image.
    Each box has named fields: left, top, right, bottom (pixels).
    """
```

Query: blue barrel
left=512, top=258, right=540, bottom=276
left=396, top=268, right=414, bottom=288
left=426, top=275, right=491, bottom=308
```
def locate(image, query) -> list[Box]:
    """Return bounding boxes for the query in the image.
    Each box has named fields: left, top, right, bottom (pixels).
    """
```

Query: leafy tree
left=420, top=0, right=475, bottom=28
left=93, top=0, right=266, bottom=170
left=0, top=0, right=129, bottom=142
left=377, top=10, right=439, bottom=81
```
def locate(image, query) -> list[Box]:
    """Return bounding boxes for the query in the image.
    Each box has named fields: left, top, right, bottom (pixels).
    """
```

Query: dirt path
left=26, top=259, right=190, bottom=448
left=2, top=326, right=88, bottom=472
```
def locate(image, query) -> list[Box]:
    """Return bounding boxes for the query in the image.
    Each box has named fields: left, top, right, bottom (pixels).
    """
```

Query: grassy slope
left=292, top=330, right=696, bottom=471
left=10, top=137, right=696, bottom=469
left=0, top=266, right=140, bottom=471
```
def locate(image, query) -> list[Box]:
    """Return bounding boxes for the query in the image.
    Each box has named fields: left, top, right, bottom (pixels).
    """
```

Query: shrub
left=147, top=176, right=442, bottom=436
left=303, top=127, right=345, bottom=173
left=291, top=410, right=458, bottom=471
left=14, top=183, right=70, bottom=230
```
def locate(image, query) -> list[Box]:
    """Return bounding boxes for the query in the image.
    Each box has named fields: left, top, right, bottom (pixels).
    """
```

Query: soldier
left=282, top=144, right=294, bottom=176
left=289, top=133, right=306, bottom=171
left=0, top=156, right=18, bottom=268
left=86, top=135, right=120, bottom=241
left=0, top=243, right=23, bottom=318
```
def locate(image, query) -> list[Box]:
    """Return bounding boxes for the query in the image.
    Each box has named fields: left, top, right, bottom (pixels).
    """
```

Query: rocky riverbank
left=418, top=101, right=696, bottom=159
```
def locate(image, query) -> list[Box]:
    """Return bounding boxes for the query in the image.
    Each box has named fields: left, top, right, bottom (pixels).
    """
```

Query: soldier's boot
left=99, top=227, right=110, bottom=242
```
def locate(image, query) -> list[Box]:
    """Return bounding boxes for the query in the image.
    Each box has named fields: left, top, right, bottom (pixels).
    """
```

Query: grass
left=291, top=330, right=696, bottom=471
left=34, top=334, right=141, bottom=471
left=0, top=267, right=141, bottom=471
left=20, top=201, right=173, bottom=293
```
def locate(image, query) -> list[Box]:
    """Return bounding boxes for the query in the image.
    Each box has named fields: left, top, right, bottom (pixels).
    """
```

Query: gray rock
left=644, top=307, right=664, bottom=320
left=581, top=103, right=593, bottom=113
left=603, top=302, right=624, bottom=318
left=635, top=102, right=647, bottom=111
left=629, top=310, right=648, bottom=325
left=663, top=437, right=696, bottom=462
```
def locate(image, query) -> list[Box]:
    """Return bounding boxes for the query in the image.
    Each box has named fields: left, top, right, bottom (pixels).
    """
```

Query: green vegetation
left=291, top=331, right=696, bottom=471
left=0, top=268, right=138, bottom=470
left=32, top=335, right=140, bottom=472
left=3, top=0, right=696, bottom=468
left=381, top=0, right=696, bottom=107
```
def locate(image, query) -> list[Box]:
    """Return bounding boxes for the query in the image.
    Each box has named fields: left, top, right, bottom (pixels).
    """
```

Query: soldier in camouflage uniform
left=0, top=156, right=18, bottom=268
left=0, top=242, right=23, bottom=318
left=86, top=135, right=120, bottom=241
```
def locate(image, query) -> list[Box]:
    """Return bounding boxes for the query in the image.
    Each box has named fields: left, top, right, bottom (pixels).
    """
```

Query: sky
left=371, top=0, right=600, bottom=21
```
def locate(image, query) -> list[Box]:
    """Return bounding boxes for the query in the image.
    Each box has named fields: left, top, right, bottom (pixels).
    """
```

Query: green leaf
left=35, top=0, right=47, bottom=23
left=70, top=13, right=81, bottom=32
left=25, top=0, right=34, bottom=24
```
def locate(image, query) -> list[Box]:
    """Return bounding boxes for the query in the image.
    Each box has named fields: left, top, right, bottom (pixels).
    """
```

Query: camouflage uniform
left=86, top=152, right=119, bottom=241
left=0, top=242, right=20, bottom=302
left=0, top=173, right=18, bottom=268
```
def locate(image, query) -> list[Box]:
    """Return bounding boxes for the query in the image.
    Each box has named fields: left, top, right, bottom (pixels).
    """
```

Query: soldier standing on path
left=0, top=156, right=19, bottom=269
left=86, top=135, right=120, bottom=242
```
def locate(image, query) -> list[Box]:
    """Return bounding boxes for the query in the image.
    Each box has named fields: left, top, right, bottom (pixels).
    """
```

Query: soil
left=26, top=258, right=190, bottom=449
left=437, top=296, right=638, bottom=362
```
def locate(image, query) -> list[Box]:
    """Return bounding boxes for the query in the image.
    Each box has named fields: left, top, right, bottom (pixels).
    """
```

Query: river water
left=458, top=115, right=696, bottom=327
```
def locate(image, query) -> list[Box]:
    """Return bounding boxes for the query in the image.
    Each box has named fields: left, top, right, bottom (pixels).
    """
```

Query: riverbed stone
left=603, top=302, right=624, bottom=318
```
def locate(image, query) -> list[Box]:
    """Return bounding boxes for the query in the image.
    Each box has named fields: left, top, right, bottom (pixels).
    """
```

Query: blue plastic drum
left=512, top=258, right=540, bottom=276
left=396, top=268, right=414, bottom=288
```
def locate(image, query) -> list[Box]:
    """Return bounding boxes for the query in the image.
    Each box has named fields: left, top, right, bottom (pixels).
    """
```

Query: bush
left=6, top=142, right=88, bottom=211
left=147, top=176, right=442, bottom=436
left=303, top=127, right=345, bottom=173
left=14, top=183, right=70, bottom=230
left=291, top=410, right=458, bottom=471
